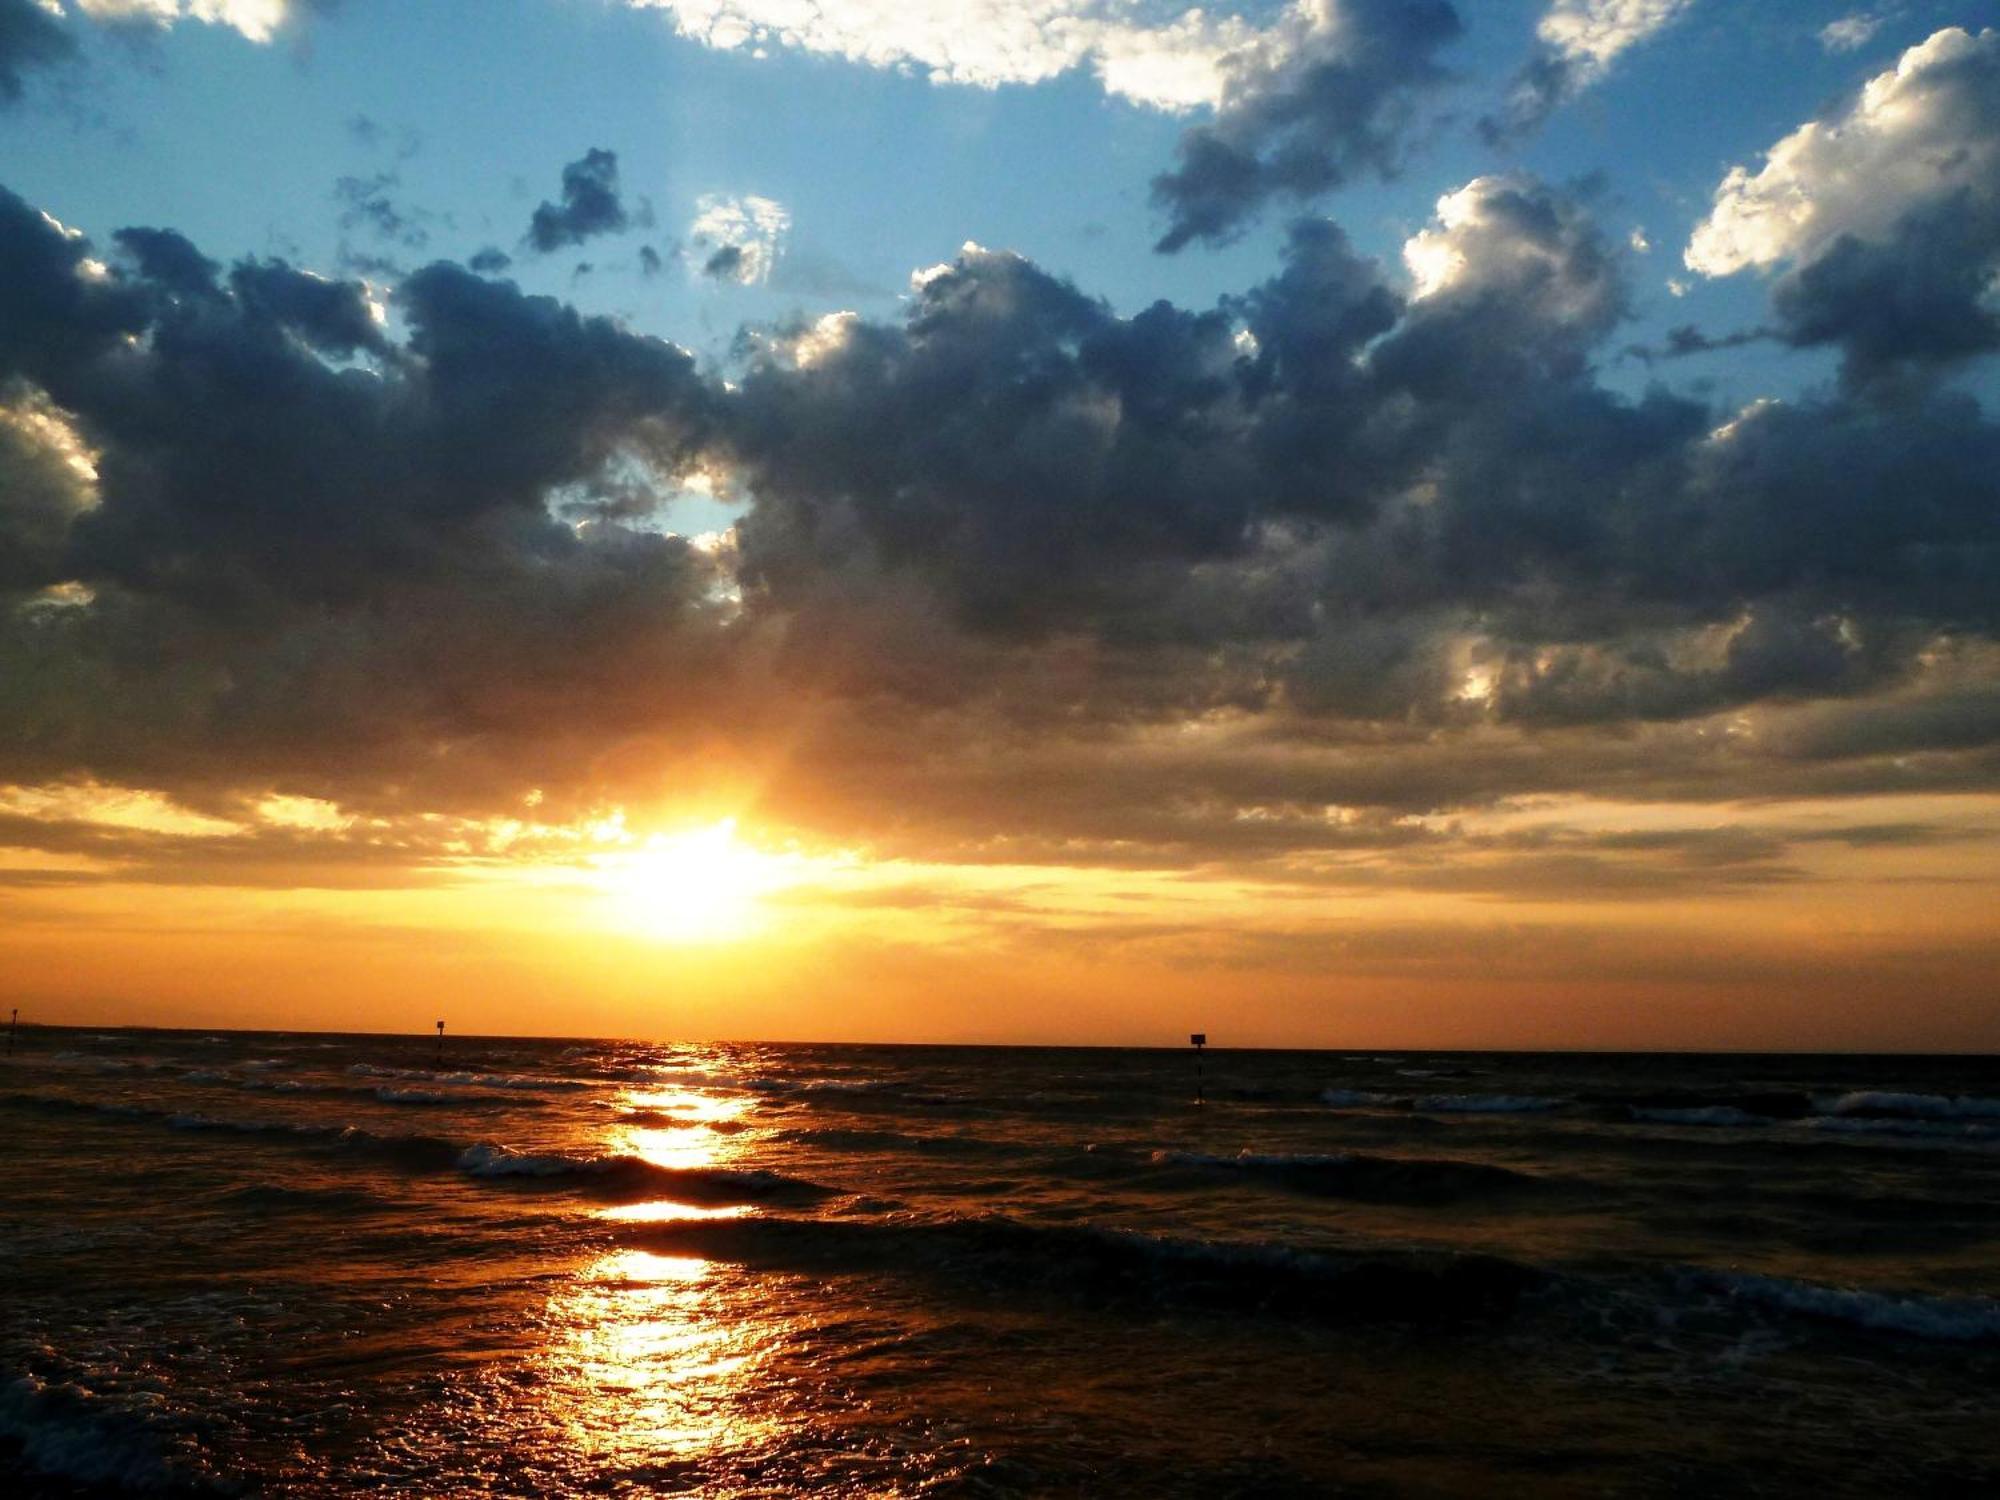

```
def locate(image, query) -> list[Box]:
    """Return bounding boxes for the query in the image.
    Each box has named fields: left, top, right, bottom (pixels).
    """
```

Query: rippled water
left=3, top=1029, right=1998, bottom=1495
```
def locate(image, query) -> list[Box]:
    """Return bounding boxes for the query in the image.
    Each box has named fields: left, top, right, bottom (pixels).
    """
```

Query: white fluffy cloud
left=1536, top=0, right=1693, bottom=82
left=69, top=0, right=291, bottom=43
left=627, top=0, right=1263, bottom=111
left=689, top=193, right=791, bottom=285
left=1687, top=27, right=2000, bottom=277
left=1401, top=174, right=1621, bottom=338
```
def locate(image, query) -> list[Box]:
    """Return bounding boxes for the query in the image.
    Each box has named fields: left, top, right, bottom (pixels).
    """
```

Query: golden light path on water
left=530, top=1072, right=785, bottom=1476
left=537, top=1246, right=779, bottom=1470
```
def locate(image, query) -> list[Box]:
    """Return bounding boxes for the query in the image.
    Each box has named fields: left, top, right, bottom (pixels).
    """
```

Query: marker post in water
left=434, top=1020, right=445, bottom=1067
left=7, top=1008, right=16, bottom=1054
left=1191, top=1032, right=1206, bottom=1106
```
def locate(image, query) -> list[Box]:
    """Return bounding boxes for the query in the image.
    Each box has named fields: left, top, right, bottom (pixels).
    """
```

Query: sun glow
left=593, top=819, right=786, bottom=943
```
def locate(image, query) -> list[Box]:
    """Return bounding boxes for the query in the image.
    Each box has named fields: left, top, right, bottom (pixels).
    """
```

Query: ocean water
left=3, top=1031, right=1998, bottom=1496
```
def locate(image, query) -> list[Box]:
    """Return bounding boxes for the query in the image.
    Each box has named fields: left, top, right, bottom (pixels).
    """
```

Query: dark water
left=3, top=1030, right=1998, bottom=1496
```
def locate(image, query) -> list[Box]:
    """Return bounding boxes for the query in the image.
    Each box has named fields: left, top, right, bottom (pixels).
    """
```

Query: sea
left=3, top=1029, right=1998, bottom=1497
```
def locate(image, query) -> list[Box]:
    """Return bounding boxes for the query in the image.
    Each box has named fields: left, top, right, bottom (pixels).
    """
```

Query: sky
left=1, top=0, right=1998, bottom=1049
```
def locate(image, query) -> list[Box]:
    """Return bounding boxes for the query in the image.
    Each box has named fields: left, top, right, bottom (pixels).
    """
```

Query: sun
left=594, top=818, right=783, bottom=943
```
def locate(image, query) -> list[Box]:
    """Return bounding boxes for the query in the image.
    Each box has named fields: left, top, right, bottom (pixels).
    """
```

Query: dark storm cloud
left=701, top=243, right=745, bottom=280
left=1619, top=323, right=1770, bottom=367
left=0, top=0, right=74, bottom=103
left=1477, top=51, right=1573, bottom=146
left=1151, top=0, right=1461, bottom=252
left=526, top=148, right=631, bottom=253
left=2, top=165, right=1999, bottom=874
left=720, top=170, right=2000, bottom=713
left=1770, top=191, right=2000, bottom=385
left=0, top=182, right=737, bottom=812
left=1692, top=28, right=2000, bottom=391
left=334, top=171, right=431, bottom=250
left=112, top=226, right=220, bottom=297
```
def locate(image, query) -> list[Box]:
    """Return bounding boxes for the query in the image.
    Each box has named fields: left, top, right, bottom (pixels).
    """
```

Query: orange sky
left=6, top=782, right=1997, bottom=1050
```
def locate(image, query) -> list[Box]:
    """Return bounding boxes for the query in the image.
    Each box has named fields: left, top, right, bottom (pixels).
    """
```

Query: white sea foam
left=457, top=1142, right=581, bottom=1177
left=1319, top=1088, right=1393, bottom=1108
left=376, top=1087, right=452, bottom=1104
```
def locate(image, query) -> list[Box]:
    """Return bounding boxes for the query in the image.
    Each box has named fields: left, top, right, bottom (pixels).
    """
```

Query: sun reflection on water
left=533, top=1081, right=782, bottom=1474
left=613, top=1083, right=756, bottom=1171
left=598, top=1200, right=756, bottom=1224
left=538, top=1247, right=777, bottom=1469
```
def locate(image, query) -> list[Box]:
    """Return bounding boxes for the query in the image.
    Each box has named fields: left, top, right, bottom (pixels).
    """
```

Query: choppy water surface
left=3, top=1031, right=1998, bottom=1496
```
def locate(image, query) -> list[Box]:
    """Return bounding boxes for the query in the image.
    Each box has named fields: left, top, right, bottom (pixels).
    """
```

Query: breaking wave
left=1631, top=1106, right=1772, bottom=1128
left=1683, top=1270, right=2000, bottom=1344
left=454, top=1142, right=830, bottom=1203
left=1821, top=1091, right=2000, bottom=1121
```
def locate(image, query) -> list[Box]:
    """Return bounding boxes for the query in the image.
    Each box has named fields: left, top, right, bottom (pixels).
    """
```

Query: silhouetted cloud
left=0, top=0, right=75, bottom=103
left=527, top=147, right=632, bottom=253
left=1152, top=0, right=1462, bottom=251
left=1483, top=0, right=1693, bottom=143
left=689, top=193, right=789, bottom=284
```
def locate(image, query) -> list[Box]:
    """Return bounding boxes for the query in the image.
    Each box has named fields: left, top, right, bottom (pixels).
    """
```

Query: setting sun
left=593, top=819, right=785, bottom=943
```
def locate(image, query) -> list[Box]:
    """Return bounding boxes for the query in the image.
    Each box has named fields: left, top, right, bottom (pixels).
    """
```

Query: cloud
left=632, top=1, right=1461, bottom=255
left=1, top=170, right=1998, bottom=884
left=1819, top=11, right=1884, bottom=53
left=528, top=148, right=633, bottom=254
left=334, top=172, right=431, bottom=251
left=1686, top=27, right=2000, bottom=381
left=1151, top=0, right=1462, bottom=251
left=628, top=0, right=1261, bottom=111
left=1484, top=0, right=1693, bottom=142
left=0, top=0, right=76, bottom=103
left=689, top=193, right=789, bottom=284
left=68, top=0, right=301, bottom=44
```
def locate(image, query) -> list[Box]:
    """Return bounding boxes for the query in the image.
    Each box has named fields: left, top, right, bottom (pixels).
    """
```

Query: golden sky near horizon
left=6, top=777, right=1998, bottom=1049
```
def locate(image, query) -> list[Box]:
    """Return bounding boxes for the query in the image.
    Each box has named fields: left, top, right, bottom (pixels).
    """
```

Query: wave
left=190, top=1070, right=539, bottom=1108
left=1795, top=1116, right=2000, bottom=1144
left=1631, top=1106, right=1772, bottom=1128
left=0, top=1374, right=212, bottom=1494
left=454, top=1142, right=830, bottom=1203
left=1319, top=1088, right=1395, bottom=1108
left=1414, top=1094, right=1564, bottom=1114
left=745, top=1076, right=900, bottom=1097
left=213, top=1182, right=402, bottom=1215
left=768, top=1126, right=1016, bottom=1158
left=620, top=1212, right=1542, bottom=1325
left=1682, top=1270, right=2000, bottom=1344
left=1148, top=1148, right=1542, bottom=1204
left=1821, top=1091, right=2000, bottom=1121
left=345, top=1063, right=591, bottom=1093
